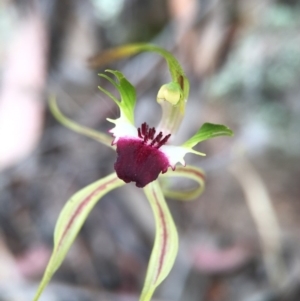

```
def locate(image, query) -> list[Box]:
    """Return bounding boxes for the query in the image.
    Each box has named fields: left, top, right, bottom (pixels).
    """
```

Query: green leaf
left=159, top=165, right=206, bottom=201
left=33, top=173, right=125, bottom=301
left=182, top=123, right=234, bottom=149
left=49, top=96, right=113, bottom=148
left=98, top=70, right=136, bottom=124
left=141, top=181, right=178, bottom=301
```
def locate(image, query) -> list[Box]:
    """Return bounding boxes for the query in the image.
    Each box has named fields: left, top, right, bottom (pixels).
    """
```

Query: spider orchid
left=33, top=44, right=233, bottom=301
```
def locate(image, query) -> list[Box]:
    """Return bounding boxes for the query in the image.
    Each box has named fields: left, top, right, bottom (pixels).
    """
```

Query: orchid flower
left=33, top=44, right=233, bottom=301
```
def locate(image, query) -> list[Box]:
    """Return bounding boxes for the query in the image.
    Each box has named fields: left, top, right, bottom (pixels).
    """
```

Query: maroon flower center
left=137, top=122, right=171, bottom=149
left=114, top=123, right=171, bottom=188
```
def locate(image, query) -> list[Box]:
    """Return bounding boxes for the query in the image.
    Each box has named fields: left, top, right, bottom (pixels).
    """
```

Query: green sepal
left=159, top=165, right=206, bottom=201
left=141, top=181, right=178, bottom=301
left=48, top=96, right=113, bottom=148
left=182, top=123, right=234, bottom=149
left=98, top=70, right=136, bottom=124
left=32, top=173, right=125, bottom=301
left=89, top=44, right=189, bottom=102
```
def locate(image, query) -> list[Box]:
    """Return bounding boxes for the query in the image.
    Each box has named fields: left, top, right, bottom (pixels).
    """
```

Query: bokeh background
left=1, top=0, right=300, bottom=300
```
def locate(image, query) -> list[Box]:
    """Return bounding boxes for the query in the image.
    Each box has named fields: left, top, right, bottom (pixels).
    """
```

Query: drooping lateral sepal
left=33, top=173, right=125, bottom=301
left=182, top=123, right=234, bottom=149
left=98, top=69, right=136, bottom=124
left=141, top=181, right=179, bottom=301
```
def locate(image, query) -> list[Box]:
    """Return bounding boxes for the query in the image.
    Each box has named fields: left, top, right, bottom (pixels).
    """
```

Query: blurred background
left=1, top=0, right=300, bottom=300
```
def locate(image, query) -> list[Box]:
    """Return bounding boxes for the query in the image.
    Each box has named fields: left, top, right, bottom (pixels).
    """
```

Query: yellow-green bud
left=157, top=82, right=182, bottom=105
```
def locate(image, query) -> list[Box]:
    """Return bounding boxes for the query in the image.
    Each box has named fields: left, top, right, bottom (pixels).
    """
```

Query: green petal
left=49, top=96, right=113, bottom=148
left=182, top=123, right=234, bottom=149
left=33, top=173, right=125, bottom=301
left=159, top=165, right=206, bottom=201
left=98, top=70, right=136, bottom=124
left=141, top=181, right=178, bottom=301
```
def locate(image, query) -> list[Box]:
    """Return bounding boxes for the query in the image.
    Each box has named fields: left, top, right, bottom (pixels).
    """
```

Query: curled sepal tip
left=182, top=123, right=234, bottom=150
left=98, top=69, right=136, bottom=125
left=33, top=173, right=125, bottom=301
left=141, top=181, right=178, bottom=301
left=160, top=165, right=206, bottom=201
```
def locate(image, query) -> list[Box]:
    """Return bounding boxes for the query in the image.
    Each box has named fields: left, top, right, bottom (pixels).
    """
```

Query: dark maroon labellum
left=114, top=123, right=171, bottom=188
